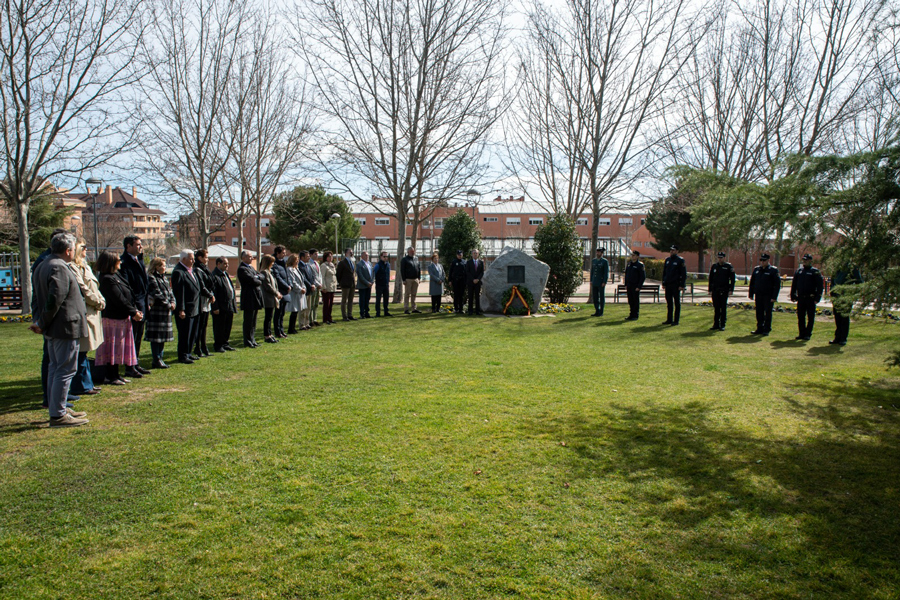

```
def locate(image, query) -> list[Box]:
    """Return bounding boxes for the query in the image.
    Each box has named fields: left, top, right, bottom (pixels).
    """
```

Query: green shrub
left=534, top=214, right=582, bottom=303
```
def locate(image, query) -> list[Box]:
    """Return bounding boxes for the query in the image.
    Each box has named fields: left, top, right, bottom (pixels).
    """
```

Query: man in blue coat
left=372, top=251, right=393, bottom=317
left=590, top=247, right=609, bottom=317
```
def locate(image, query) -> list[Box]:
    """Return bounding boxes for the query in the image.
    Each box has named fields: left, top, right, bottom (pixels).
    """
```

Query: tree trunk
left=392, top=228, right=406, bottom=303
left=697, top=247, right=705, bottom=274
left=16, top=202, right=32, bottom=314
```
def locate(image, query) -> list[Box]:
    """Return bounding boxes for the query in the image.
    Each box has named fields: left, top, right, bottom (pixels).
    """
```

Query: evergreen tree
left=269, top=186, right=360, bottom=253
left=534, top=213, right=583, bottom=303
left=436, top=209, right=481, bottom=298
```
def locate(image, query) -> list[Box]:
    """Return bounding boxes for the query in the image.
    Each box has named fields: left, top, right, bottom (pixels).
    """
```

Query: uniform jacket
left=171, top=262, right=202, bottom=317
left=449, top=258, right=466, bottom=283
left=260, top=269, right=280, bottom=309
left=662, top=255, right=687, bottom=288
left=211, top=268, right=238, bottom=313
left=749, top=265, right=781, bottom=299
left=119, top=252, right=149, bottom=312
left=272, top=257, right=292, bottom=295
left=335, top=256, right=356, bottom=289
left=427, top=262, right=445, bottom=296
left=68, top=261, right=105, bottom=351
left=373, top=259, right=391, bottom=287
left=237, top=261, right=264, bottom=312
left=99, top=272, right=139, bottom=320
left=33, top=255, right=88, bottom=340
left=624, top=260, right=646, bottom=288
left=590, top=257, right=609, bottom=285
left=465, top=258, right=485, bottom=285
left=355, top=259, right=374, bottom=290
left=708, top=262, right=736, bottom=295
left=790, top=266, right=824, bottom=303
left=400, top=255, right=420, bottom=280
left=321, top=260, right=338, bottom=293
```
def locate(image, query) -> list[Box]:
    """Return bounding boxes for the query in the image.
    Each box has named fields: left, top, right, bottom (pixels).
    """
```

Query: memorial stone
left=481, top=246, right=550, bottom=313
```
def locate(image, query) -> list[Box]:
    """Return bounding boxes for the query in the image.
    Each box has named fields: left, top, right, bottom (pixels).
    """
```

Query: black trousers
left=626, top=286, right=640, bottom=318
left=834, top=310, right=850, bottom=343
left=131, top=318, right=145, bottom=363
left=712, top=291, right=729, bottom=327
left=375, top=285, right=390, bottom=315
left=797, top=299, right=816, bottom=337
left=194, top=311, right=210, bottom=354
left=755, top=297, right=774, bottom=332
left=288, top=311, right=299, bottom=332
left=452, top=280, right=466, bottom=312
left=264, top=307, right=274, bottom=337
left=358, top=287, right=371, bottom=317
left=175, top=314, right=199, bottom=360
left=274, top=300, right=287, bottom=335
left=243, top=309, right=258, bottom=345
left=665, top=285, right=681, bottom=323
left=467, top=282, right=482, bottom=313
left=591, top=284, right=606, bottom=314
left=431, top=295, right=442, bottom=312
left=213, top=311, right=234, bottom=348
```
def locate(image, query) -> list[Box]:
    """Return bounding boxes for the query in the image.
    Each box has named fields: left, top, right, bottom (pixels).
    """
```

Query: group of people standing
left=590, top=245, right=860, bottom=344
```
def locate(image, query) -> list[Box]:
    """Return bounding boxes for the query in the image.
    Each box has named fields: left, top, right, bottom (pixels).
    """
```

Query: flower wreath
left=501, top=285, right=534, bottom=316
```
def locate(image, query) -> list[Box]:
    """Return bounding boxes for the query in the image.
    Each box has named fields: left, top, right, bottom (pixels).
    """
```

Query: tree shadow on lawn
left=0, top=379, right=43, bottom=416
left=528, top=384, right=900, bottom=593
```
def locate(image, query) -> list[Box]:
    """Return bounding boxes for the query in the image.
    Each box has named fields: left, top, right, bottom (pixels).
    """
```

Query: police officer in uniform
left=748, top=253, right=781, bottom=335
left=624, top=250, right=645, bottom=320
left=789, top=253, right=824, bottom=341
left=662, top=245, right=687, bottom=326
left=708, top=251, right=735, bottom=331
left=449, top=250, right=467, bottom=314
left=590, top=247, right=609, bottom=316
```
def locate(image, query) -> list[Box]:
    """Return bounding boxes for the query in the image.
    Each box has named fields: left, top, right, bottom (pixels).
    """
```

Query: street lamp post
left=85, top=177, right=103, bottom=261
left=331, top=213, right=341, bottom=255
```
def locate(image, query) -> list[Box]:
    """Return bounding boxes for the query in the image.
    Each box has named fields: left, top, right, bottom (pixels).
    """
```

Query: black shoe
left=136, top=366, right=151, bottom=375
left=750, top=330, right=763, bottom=334
left=662, top=320, right=673, bottom=325
left=189, top=354, right=201, bottom=361
left=761, top=331, right=769, bottom=336
left=710, top=326, right=720, bottom=330
left=592, top=311, right=601, bottom=317
left=719, top=327, right=726, bottom=331
left=152, top=360, right=169, bottom=369
left=124, top=368, right=143, bottom=379
left=802, top=336, right=811, bottom=341
left=224, top=345, right=236, bottom=351
left=348, top=316, right=356, bottom=321
left=670, top=322, right=679, bottom=326
left=375, top=314, right=381, bottom=318
left=214, top=347, right=227, bottom=353
left=385, top=312, right=393, bottom=317
left=265, top=336, right=278, bottom=343
left=795, top=336, right=805, bottom=340
left=404, top=310, right=410, bottom=314
left=288, top=329, right=299, bottom=334
left=412, top=309, right=422, bottom=314
left=178, top=357, right=194, bottom=365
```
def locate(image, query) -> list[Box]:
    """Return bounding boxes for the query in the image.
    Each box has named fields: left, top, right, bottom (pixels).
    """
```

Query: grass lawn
left=1, top=303, right=898, bottom=599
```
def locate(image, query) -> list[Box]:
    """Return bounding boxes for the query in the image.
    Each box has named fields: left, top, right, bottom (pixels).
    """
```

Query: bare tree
left=137, top=0, right=248, bottom=249
left=0, top=0, right=144, bottom=311
left=509, top=0, right=703, bottom=257
left=224, top=11, right=313, bottom=260
left=292, top=0, right=509, bottom=301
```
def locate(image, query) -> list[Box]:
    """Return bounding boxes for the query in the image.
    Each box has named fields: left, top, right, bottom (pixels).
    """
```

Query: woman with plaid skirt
left=145, top=257, right=176, bottom=369
left=96, top=251, right=143, bottom=385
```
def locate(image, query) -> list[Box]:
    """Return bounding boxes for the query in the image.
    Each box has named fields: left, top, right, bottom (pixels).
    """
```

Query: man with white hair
left=30, top=233, right=89, bottom=427
left=171, top=249, right=202, bottom=364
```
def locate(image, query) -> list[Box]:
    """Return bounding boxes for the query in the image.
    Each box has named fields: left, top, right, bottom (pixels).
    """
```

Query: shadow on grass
left=0, top=379, right=43, bottom=416
left=770, top=339, right=807, bottom=349
left=726, top=335, right=764, bottom=344
left=807, top=345, right=845, bottom=356
left=529, top=385, right=900, bottom=594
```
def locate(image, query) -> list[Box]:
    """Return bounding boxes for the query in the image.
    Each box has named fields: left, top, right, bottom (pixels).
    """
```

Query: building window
left=231, top=238, right=238, bottom=247
left=375, top=218, right=390, bottom=226
left=422, top=221, right=430, bottom=229
left=231, top=220, right=237, bottom=227
left=506, top=217, right=521, bottom=225
left=260, top=237, right=270, bottom=245
left=260, top=218, right=270, bottom=228
left=484, top=217, right=498, bottom=222
left=640, top=218, right=646, bottom=225
left=597, top=218, right=611, bottom=226
left=528, top=218, right=543, bottom=226
left=576, top=218, right=588, bottom=226
left=355, top=218, right=366, bottom=225
left=619, top=217, right=632, bottom=225
left=375, top=236, right=390, bottom=241
left=434, top=218, right=444, bottom=229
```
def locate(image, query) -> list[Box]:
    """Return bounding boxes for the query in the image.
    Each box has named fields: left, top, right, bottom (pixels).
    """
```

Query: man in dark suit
left=192, top=248, right=216, bottom=357
left=466, top=249, right=485, bottom=315
left=171, top=249, right=202, bottom=363
left=119, top=235, right=151, bottom=378
left=335, top=248, right=356, bottom=321
left=30, top=233, right=89, bottom=426
left=449, top=250, right=467, bottom=314
left=355, top=251, right=374, bottom=318
left=211, top=257, right=238, bottom=352
left=272, top=245, right=292, bottom=337
left=237, top=250, right=263, bottom=347
left=372, top=251, right=392, bottom=317
left=662, top=245, right=687, bottom=326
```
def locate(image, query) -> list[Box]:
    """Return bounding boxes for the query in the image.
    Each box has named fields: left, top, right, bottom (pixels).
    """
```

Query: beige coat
left=321, top=260, right=338, bottom=293
left=69, top=261, right=105, bottom=351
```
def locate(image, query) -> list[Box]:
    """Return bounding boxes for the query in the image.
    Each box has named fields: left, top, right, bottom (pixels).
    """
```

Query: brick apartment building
left=68, top=186, right=167, bottom=259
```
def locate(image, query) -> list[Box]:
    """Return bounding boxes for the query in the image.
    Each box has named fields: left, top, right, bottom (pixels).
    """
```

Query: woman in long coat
left=96, top=251, right=143, bottom=385
left=285, top=254, right=306, bottom=334
left=427, top=253, right=445, bottom=313
left=259, top=254, right=281, bottom=343
left=68, top=240, right=104, bottom=395
left=145, top=257, right=176, bottom=369
left=320, top=251, right=338, bottom=324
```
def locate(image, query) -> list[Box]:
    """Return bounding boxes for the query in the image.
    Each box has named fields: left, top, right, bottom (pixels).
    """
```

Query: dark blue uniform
left=662, top=254, right=687, bottom=324
left=624, top=260, right=646, bottom=319
left=708, top=261, right=736, bottom=329
left=449, top=258, right=467, bottom=313
left=790, top=265, right=824, bottom=339
left=748, top=264, right=781, bottom=334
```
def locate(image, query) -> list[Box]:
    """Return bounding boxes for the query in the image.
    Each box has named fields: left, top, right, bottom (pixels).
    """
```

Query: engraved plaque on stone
left=507, top=265, right=525, bottom=284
